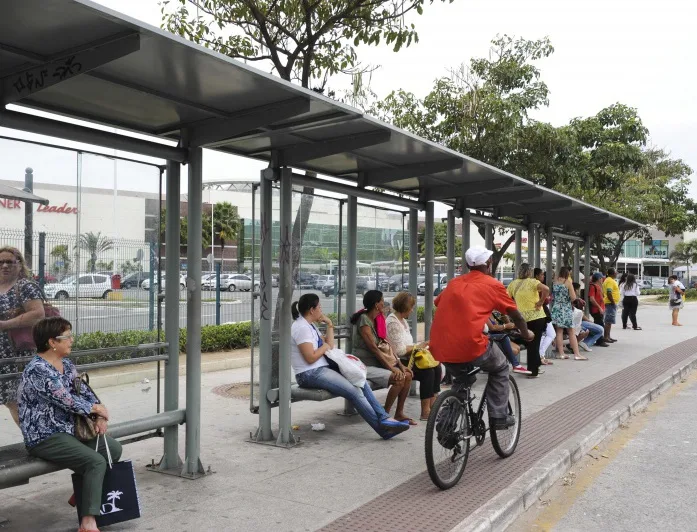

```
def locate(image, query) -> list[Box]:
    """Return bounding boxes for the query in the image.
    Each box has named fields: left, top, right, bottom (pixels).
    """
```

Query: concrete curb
left=89, top=355, right=257, bottom=389
left=449, top=353, right=697, bottom=532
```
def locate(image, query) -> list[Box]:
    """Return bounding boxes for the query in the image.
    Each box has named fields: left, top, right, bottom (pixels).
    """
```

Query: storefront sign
left=0, top=199, right=77, bottom=214
left=644, top=240, right=669, bottom=258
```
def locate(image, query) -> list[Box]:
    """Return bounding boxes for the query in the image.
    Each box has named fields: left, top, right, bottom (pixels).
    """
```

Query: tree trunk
left=271, top=179, right=315, bottom=387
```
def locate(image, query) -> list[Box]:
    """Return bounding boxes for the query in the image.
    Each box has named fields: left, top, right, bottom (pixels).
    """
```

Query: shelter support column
left=182, top=147, right=205, bottom=478
left=584, top=234, right=592, bottom=310
left=546, top=226, right=554, bottom=286
left=409, top=209, right=419, bottom=340
left=527, top=224, right=535, bottom=267
left=461, top=209, right=470, bottom=271
left=514, top=229, right=522, bottom=275
left=573, top=242, right=581, bottom=283
left=484, top=223, right=494, bottom=250
left=254, top=167, right=274, bottom=442
left=446, top=210, right=455, bottom=281
left=346, top=196, right=358, bottom=350
left=424, top=203, right=435, bottom=339
left=157, top=160, right=182, bottom=472
left=534, top=225, right=542, bottom=269
left=556, top=236, right=563, bottom=276
left=277, top=168, right=297, bottom=446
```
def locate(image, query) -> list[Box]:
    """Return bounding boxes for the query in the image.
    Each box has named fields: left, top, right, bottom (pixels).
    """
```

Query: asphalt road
left=54, top=287, right=427, bottom=334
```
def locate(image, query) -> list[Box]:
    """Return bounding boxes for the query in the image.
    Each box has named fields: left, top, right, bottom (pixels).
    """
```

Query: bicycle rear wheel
left=489, top=375, right=521, bottom=458
left=425, top=389, right=470, bottom=490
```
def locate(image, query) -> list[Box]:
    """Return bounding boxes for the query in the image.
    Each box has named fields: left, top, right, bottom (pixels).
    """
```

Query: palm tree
left=669, top=240, right=697, bottom=285
left=76, top=232, right=114, bottom=273
left=50, top=244, right=71, bottom=274
left=210, top=202, right=240, bottom=266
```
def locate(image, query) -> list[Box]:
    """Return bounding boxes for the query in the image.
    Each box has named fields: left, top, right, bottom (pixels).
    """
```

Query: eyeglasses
left=0, top=260, right=19, bottom=266
left=55, top=334, right=74, bottom=341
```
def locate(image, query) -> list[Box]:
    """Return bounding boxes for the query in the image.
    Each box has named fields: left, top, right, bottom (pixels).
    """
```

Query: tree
left=50, top=244, right=71, bottom=275
left=670, top=240, right=697, bottom=285
left=160, top=208, right=188, bottom=245
left=76, top=232, right=114, bottom=273
left=418, top=221, right=461, bottom=257
left=162, top=0, right=453, bottom=386
left=212, top=202, right=240, bottom=263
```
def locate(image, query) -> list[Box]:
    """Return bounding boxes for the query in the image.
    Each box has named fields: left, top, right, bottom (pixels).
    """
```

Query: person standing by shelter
left=603, top=269, right=620, bottom=343
left=668, top=275, right=686, bottom=326
left=620, top=273, right=641, bottom=330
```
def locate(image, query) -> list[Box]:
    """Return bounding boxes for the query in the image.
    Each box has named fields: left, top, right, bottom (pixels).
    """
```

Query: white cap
left=465, top=246, right=494, bottom=267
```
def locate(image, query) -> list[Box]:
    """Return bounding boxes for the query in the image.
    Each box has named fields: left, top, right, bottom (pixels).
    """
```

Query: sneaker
left=490, top=415, right=516, bottom=430
left=595, top=341, right=609, bottom=347
left=579, top=342, right=592, bottom=353
left=512, top=365, right=532, bottom=375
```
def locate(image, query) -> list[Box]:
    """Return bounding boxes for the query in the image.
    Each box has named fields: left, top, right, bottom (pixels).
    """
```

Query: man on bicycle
left=430, top=246, right=534, bottom=430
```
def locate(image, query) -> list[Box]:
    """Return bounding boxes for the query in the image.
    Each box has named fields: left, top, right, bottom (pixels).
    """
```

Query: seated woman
left=17, top=317, right=121, bottom=532
left=385, top=291, right=441, bottom=421
left=487, top=311, right=531, bottom=375
left=290, top=294, right=409, bottom=440
left=352, top=290, right=415, bottom=425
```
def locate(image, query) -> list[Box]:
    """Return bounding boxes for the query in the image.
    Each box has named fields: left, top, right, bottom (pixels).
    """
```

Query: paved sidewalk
left=1, top=305, right=695, bottom=531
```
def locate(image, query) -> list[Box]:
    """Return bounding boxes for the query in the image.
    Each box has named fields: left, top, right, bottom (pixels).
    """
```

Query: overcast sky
left=1, top=0, right=695, bottom=212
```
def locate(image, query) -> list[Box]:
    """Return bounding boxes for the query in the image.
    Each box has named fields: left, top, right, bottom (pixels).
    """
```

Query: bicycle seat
left=444, top=362, right=480, bottom=388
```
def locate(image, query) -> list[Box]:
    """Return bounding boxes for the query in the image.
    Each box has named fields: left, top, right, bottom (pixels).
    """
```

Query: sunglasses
left=55, top=334, right=74, bottom=340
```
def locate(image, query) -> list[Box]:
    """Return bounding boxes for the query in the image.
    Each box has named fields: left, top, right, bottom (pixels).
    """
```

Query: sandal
left=78, top=529, right=100, bottom=532
left=541, top=358, right=554, bottom=365
left=396, top=417, right=418, bottom=426
left=558, top=354, right=570, bottom=360
left=574, top=355, right=589, bottom=361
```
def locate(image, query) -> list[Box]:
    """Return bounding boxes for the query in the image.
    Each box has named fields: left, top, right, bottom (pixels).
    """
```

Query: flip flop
left=541, top=359, right=554, bottom=365
left=559, top=354, right=570, bottom=360
left=574, top=356, right=589, bottom=361
left=396, top=417, right=418, bottom=426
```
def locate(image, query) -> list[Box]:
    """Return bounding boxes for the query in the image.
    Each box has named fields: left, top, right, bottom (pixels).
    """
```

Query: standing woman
left=0, top=246, right=45, bottom=426
left=620, top=273, right=641, bottom=330
left=534, top=268, right=555, bottom=365
left=507, top=263, right=550, bottom=378
left=551, top=267, right=587, bottom=361
left=668, top=275, right=686, bottom=326
left=385, top=291, right=440, bottom=421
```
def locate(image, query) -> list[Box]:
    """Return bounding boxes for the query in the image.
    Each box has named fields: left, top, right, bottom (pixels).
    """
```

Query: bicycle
left=425, top=364, right=521, bottom=490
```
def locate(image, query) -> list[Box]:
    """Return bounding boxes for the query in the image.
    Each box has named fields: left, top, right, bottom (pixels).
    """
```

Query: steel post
left=182, top=147, right=205, bottom=478
left=37, top=232, right=46, bottom=290
left=527, top=224, right=535, bottom=268
left=23, top=168, right=33, bottom=271
left=255, top=168, right=274, bottom=441
left=573, top=242, right=580, bottom=283
left=556, top=236, right=563, bottom=276
left=157, top=160, right=182, bottom=473
left=535, top=225, right=542, bottom=269
left=484, top=223, right=494, bottom=250
left=346, top=196, right=358, bottom=350
left=514, top=229, right=522, bottom=275
left=277, top=168, right=297, bottom=446
left=546, top=226, right=554, bottom=285
left=215, top=262, right=221, bottom=325
left=409, top=209, right=418, bottom=340
left=424, top=203, right=434, bottom=339
left=584, top=234, right=592, bottom=310
left=446, top=210, right=455, bottom=281
left=462, top=209, right=470, bottom=271
left=337, top=200, right=343, bottom=338
left=148, top=242, right=156, bottom=331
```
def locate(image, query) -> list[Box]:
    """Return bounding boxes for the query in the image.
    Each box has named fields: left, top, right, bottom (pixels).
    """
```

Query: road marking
left=518, top=369, right=697, bottom=531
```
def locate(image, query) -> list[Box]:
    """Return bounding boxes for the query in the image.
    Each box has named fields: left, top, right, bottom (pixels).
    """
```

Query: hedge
left=74, top=305, right=435, bottom=358
left=655, top=288, right=696, bottom=302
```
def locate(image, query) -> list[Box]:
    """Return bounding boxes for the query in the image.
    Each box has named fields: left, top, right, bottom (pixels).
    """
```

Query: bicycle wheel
left=425, top=389, right=470, bottom=490
left=489, top=375, right=521, bottom=458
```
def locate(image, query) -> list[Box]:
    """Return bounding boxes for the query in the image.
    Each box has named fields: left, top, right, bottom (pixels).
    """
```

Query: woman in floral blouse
left=18, top=317, right=121, bottom=532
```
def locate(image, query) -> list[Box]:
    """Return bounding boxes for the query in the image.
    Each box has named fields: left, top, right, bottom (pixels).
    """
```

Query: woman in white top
left=619, top=273, right=641, bottom=330
left=290, top=293, right=409, bottom=439
left=385, top=291, right=441, bottom=420
left=667, top=275, right=686, bottom=326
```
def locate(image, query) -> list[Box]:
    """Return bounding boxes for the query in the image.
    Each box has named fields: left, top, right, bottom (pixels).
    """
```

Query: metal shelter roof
left=0, top=182, right=48, bottom=205
left=1, top=0, right=641, bottom=235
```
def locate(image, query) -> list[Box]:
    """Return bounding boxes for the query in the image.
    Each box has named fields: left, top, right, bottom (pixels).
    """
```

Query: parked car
left=401, top=275, right=426, bottom=291
left=321, top=278, right=370, bottom=297
left=203, top=273, right=259, bottom=292
left=121, top=272, right=149, bottom=289
left=296, top=272, right=317, bottom=289
left=315, top=275, right=334, bottom=290
left=417, top=274, right=448, bottom=296
left=34, top=273, right=58, bottom=284
left=272, top=274, right=279, bottom=288
left=142, top=274, right=186, bottom=291
left=44, top=274, right=113, bottom=300
left=382, top=274, right=407, bottom=292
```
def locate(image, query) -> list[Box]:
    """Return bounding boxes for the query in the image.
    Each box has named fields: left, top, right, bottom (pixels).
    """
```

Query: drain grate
left=321, top=337, right=697, bottom=531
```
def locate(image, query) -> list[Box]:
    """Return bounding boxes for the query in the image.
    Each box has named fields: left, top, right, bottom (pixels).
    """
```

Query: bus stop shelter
left=0, top=0, right=642, bottom=482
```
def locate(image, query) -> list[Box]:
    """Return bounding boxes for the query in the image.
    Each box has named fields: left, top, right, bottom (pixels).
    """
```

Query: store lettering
left=37, top=203, right=78, bottom=215
left=0, top=199, right=21, bottom=209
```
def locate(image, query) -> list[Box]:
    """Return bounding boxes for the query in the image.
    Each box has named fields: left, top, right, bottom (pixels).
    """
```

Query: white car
left=44, top=274, right=113, bottom=300
left=203, top=273, right=259, bottom=292
left=417, top=274, right=448, bottom=296
left=142, top=274, right=186, bottom=291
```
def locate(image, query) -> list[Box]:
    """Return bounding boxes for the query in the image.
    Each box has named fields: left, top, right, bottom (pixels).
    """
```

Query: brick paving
left=321, top=336, right=697, bottom=532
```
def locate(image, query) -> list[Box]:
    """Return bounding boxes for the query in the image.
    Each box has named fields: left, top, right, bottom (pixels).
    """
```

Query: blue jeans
left=488, top=334, right=519, bottom=366
left=582, top=321, right=604, bottom=347
left=296, top=366, right=390, bottom=436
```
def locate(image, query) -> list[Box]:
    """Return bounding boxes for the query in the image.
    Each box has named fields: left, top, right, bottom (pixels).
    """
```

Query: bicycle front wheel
left=489, top=375, right=521, bottom=458
left=425, top=389, right=470, bottom=490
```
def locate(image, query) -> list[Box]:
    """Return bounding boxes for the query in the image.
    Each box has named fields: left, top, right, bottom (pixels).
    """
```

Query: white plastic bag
left=325, top=348, right=367, bottom=388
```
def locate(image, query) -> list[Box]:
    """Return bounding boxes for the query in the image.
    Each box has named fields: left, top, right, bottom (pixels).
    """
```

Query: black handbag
left=72, top=435, right=141, bottom=527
